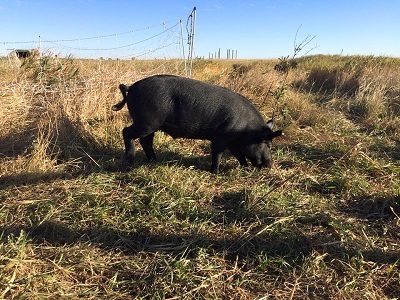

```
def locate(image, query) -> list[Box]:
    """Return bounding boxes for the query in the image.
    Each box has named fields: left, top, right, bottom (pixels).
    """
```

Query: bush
left=19, top=52, right=80, bottom=86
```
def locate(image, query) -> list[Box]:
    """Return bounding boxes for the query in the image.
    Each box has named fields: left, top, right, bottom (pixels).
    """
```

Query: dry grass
left=0, top=54, right=399, bottom=299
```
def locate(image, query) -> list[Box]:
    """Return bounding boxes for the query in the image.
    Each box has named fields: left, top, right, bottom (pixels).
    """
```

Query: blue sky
left=1, top=0, right=399, bottom=59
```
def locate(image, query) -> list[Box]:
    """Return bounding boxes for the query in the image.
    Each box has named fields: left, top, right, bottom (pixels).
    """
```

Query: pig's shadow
left=112, top=146, right=239, bottom=173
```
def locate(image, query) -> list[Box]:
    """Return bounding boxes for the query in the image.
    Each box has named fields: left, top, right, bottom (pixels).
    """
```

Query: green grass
left=0, top=55, right=399, bottom=299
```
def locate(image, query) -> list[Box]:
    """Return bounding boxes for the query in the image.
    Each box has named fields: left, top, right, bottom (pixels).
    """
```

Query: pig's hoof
left=122, top=156, right=134, bottom=171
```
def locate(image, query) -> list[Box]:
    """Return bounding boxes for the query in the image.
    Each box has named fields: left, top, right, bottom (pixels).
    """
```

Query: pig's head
left=244, top=120, right=283, bottom=169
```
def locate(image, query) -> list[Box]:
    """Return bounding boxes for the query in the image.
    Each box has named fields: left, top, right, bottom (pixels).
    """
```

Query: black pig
left=112, top=75, right=282, bottom=174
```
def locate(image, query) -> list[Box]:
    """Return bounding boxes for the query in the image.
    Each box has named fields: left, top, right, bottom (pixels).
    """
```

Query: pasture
left=0, top=54, right=399, bottom=299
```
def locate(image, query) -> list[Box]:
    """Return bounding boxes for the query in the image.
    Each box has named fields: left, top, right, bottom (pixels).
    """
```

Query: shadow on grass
left=0, top=220, right=314, bottom=264
left=339, top=194, right=400, bottom=220
left=0, top=186, right=399, bottom=300
left=1, top=222, right=398, bottom=298
left=376, top=138, right=400, bottom=161
left=1, top=213, right=399, bottom=267
left=0, top=139, right=242, bottom=189
left=1, top=188, right=398, bottom=265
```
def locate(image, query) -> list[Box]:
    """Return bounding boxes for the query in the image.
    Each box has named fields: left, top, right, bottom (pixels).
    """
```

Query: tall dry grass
left=297, top=55, right=400, bottom=134
left=1, top=55, right=187, bottom=177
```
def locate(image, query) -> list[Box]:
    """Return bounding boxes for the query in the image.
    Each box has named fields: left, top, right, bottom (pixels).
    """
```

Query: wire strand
left=39, top=21, right=180, bottom=51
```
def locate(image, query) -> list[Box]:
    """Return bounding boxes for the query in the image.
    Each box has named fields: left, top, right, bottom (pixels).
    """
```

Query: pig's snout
left=250, top=156, right=272, bottom=169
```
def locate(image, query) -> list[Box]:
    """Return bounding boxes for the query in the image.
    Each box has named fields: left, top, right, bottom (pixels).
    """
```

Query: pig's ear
left=266, top=119, right=274, bottom=129
left=119, top=84, right=129, bottom=99
left=265, top=130, right=283, bottom=140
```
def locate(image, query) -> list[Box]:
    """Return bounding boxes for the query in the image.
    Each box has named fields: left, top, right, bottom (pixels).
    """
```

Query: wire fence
left=1, top=20, right=183, bottom=60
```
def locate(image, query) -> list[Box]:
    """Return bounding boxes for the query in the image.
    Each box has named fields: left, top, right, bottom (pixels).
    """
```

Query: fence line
left=1, top=20, right=182, bottom=60
left=40, top=21, right=180, bottom=52
left=1, top=6, right=198, bottom=77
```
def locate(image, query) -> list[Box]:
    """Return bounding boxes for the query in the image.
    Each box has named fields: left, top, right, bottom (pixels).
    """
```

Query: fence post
left=179, top=20, right=187, bottom=77
left=38, top=35, right=42, bottom=58
left=187, top=7, right=196, bottom=78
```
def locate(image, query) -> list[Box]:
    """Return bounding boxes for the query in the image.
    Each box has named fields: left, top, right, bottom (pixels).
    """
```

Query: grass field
left=0, top=54, right=399, bottom=299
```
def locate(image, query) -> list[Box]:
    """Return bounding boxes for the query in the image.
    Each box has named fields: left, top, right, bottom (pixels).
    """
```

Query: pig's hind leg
left=122, top=124, right=157, bottom=168
left=139, top=133, right=157, bottom=162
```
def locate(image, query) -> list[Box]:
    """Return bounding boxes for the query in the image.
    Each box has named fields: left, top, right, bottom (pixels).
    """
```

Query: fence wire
left=1, top=20, right=182, bottom=60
